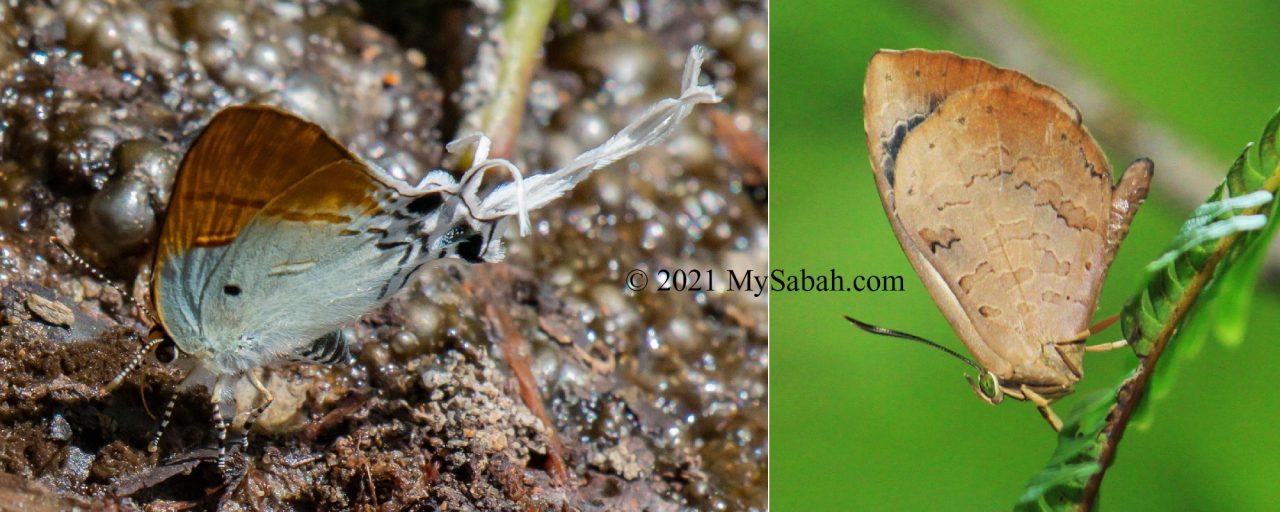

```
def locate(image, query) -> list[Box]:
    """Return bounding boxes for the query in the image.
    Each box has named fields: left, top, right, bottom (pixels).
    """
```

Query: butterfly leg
left=209, top=378, right=229, bottom=473
left=1056, top=314, right=1129, bottom=353
left=1052, top=344, right=1085, bottom=380
left=238, top=372, right=274, bottom=456
left=1021, top=385, right=1063, bottom=432
left=1085, top=340, right=1129, bottom=352
left=99, top=331, right=166, bottom=395
left=148, top=392, right=178, bottom=454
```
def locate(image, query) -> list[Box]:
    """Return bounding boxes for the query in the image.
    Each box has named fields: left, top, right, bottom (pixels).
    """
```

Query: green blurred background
left=772, top=1, right=1280, bottom=510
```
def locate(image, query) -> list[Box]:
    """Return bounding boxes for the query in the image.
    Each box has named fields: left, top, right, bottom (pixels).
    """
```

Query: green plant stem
left=457, top=0, right=557, bottom=167
left=1079, top=170, right=1280, bottom=510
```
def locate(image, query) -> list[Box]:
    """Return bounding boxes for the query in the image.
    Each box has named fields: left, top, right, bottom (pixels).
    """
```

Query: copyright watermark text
left=624, top=268, right=905, bottom=297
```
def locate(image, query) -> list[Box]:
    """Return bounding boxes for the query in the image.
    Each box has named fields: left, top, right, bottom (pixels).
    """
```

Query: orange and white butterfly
left=100, top=47, right=719, bottom=471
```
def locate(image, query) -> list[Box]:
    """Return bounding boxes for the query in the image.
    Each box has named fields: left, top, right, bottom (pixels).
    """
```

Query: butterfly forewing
left=153, top=106, right=358, bottom=344
left=863, top=50, right=1126, bottom=394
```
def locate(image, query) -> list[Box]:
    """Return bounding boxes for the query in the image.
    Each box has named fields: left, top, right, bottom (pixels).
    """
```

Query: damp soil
left=0, top=1, right=767, bottom=510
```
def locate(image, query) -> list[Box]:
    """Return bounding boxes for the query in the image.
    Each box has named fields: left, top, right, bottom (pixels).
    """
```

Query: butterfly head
left=968, top=369, right=1005, bottom=405
left=141, top=325, right=190, bottom=369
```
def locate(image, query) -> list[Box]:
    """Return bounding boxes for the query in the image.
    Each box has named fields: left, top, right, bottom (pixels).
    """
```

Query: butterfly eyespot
left=457, top=233, right=485, bottom=263
left=440, top=226, right=468, bottom=245
left=155, top=339, right=178, bottom=364
left=223, top=284, right=242, bottom=296
left=406, top=193, right=443, bottom=215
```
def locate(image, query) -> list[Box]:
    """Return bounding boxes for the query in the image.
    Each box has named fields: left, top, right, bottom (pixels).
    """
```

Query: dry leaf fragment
left=26, top=294, right=74, bottom=328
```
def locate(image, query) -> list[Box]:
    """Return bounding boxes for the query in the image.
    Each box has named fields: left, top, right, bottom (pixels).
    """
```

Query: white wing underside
left=160, top=47, right=720, bottom=377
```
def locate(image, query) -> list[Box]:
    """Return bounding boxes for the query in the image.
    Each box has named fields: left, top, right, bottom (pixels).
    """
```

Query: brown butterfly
left=851, top=49, right=1152, bottom=430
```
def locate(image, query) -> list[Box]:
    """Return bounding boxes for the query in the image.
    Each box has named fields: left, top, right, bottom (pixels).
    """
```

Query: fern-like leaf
left=1016, top=107, right=1280, bottom=511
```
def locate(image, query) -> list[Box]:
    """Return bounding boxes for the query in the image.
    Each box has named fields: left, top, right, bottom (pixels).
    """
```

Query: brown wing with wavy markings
left=863, top=50, right=1149, bottom=398
left=864, top=50, right=1081, bottom=195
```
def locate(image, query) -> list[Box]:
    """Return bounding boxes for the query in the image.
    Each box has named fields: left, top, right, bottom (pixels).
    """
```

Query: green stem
left=1078, top=166, right=1280, bottom=510
left=458, top=0, right=558, bottom=167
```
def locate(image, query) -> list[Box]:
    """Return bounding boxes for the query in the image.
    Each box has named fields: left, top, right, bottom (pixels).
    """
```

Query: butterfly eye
left=155, top=338, right=178, bottom=364
left=223, top=284, right=242, bottom=296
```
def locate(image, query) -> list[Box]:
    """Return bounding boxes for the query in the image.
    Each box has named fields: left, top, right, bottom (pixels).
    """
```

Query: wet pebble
left=47, top=413, right=72, bottom=441
left=572, top=29, right=661, bottom=105
left=61, top=445, right=94, bottom=484
left=87, top=174, right=154, bottom=253
left=113, top=138, right=176, bottom=203
left=402, top=300, right=443, bottom=346
left=389, top=329, right=420, bottom=357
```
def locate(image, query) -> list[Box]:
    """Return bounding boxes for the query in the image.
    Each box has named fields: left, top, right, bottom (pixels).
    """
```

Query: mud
left=0, top=0, right=767, bottom=510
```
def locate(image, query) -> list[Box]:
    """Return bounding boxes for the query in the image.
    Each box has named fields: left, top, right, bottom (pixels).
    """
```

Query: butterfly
left=851, top=49, right=1152, bottom=430
left=94, top=47, right=720, bottom=470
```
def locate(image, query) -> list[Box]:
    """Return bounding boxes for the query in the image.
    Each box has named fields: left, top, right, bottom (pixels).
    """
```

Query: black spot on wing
left=406, top=193, right=444, bottom=215
left=457, top=233, right=485, bottom=263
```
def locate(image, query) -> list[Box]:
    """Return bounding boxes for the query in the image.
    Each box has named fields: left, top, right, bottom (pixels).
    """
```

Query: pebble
left=26, top=293, right=74, bottom=327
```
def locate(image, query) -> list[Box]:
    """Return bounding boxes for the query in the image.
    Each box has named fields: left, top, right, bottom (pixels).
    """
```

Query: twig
left=474, top=265, right=571, bottom=486
left=484, top=299, right=571, bottom=485
left=1079, top=170, right=1280, bottom=510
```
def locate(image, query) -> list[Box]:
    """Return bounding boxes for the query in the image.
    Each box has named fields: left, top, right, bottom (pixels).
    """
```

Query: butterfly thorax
left=170, top=333, right=275, bottom=376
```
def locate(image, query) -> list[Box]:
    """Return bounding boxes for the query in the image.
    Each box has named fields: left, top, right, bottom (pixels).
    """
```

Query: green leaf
left=1016, top=107, right=1280, bottom=510
left=1014, top=386, right=1115, bottom=512
left=1123, top=115, right=1280, bottom=391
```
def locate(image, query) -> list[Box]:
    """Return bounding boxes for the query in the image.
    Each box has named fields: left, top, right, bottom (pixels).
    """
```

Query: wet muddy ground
left=0, top=0, right=767, bottom=510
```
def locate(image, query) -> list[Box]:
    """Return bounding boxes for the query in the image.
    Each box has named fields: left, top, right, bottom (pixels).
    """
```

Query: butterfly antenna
left=843, top=315, right=984, bottom=372
left=49, top=236, right=158, bottom=325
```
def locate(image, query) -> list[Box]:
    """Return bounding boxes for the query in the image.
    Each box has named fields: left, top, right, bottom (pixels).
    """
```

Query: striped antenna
left=49, top=236, right=158, bottom=325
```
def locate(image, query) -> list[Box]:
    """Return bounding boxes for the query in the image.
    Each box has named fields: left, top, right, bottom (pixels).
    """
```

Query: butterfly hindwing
left=862, top=50, right=1136, bottom=392
left=890, top=84, right=1111, bottom=387
left=193, top=159, right=451, bottom=367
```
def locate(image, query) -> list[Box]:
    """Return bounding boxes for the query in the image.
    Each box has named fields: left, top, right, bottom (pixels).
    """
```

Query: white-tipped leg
left=239, top=373, right=274, bottom=455
left=1022, top=385, right=1063, bottom=432
left=209, top=378, right=229, bottom=473
left=1086, top=339, right=1130, bottom=352
left=99, top=332, right=166, bottom=396
left=148, top=393, right=177, bottom=454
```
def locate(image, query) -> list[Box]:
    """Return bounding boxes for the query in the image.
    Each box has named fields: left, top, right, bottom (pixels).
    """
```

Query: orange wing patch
left=156, top=105, right=357, bottom=259
left=257, top=159, right=392, bottom=226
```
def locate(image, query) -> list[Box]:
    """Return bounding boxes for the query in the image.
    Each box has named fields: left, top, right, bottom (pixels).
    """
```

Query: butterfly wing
left=153, top=105, right=359, bottom=356
left=189, top=157, right=470, bottom=369
left=864, top=50, right=1117, bottom=392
